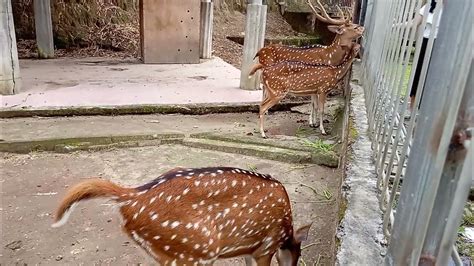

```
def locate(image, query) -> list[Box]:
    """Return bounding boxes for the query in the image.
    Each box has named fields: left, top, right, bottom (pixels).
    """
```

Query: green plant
left=456, top=202, right=474, bottom=260
left=295, top=125, right=312, bottom=137
left=301, top=139, right=334, bottom=153
left=401, top=63, right=413, bottom=97
left=247, top=164, right=257, bottom=172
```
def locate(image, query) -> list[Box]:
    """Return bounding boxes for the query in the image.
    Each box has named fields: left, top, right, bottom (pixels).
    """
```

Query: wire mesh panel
left=359, top=0, right=473, bottom=264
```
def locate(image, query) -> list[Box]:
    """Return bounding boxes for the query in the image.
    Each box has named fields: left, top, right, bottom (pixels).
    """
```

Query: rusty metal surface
left=140, top=0, right=200, bottom=63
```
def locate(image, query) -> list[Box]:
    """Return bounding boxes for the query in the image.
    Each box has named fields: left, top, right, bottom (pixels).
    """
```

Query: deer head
left=276, top=223, right=313, bottom=265
left=307, top=0, right=365, bottom=46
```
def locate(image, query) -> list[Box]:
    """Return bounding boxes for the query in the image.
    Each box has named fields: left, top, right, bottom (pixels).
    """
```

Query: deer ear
left=327, top=25, right=345, bottom=34
left=294, top=223, right=312, bottom=243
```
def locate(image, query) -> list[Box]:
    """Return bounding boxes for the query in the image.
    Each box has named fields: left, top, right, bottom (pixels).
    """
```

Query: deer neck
left=327, top=37, right=350, bottom=63
left=336, top=57, right=355, bottom=80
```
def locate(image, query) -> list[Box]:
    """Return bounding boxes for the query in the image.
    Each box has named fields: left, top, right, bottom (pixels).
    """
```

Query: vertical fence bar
left=373, top=0, right=406, bottom=207
left=382, top=0, right=422, bottom=237
left=376, top=0, right=419, bottom=213
left=385, top=0, right=472, bottom=264
left=366, top=0, right=396, bottom=121
left=420, top=42, right=473, bottom=266
left=372, top=0, right=408, bottom=149
left=366, top=1, right=396, bottom=132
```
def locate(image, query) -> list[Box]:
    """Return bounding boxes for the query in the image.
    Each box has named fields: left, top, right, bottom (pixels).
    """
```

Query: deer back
left=262, top=61, right=339, bottom=95
left=119, top=167, right=294, bottom=264
left=271, top=43, right=349, bottom=66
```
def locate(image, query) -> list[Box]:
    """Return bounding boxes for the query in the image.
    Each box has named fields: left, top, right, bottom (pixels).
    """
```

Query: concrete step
left=0, top=133, right=184, bottom=153
left=181, top=137, right=312, bottom=164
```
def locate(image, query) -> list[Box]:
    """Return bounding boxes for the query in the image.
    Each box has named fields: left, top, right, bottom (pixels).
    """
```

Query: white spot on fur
left=170, top=221, right=180, bottom=229
left=183, top=188, right=190, bottom=195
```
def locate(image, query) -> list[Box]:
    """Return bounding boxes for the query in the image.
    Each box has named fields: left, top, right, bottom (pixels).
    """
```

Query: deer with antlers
left=250, top=0, right=364, bottom=130
left=251, top=43, right=360, bottom=138
left=51, top=167, right=312, bottom=265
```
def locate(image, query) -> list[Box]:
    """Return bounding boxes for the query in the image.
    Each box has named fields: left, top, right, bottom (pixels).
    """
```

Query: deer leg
left=309, top=94, right=319, bottom=127
left=253, top=254, right=273, bottom=266
left=318, top=93, right=327, bottom=135
left=259, top=92, right=285, bottom=139
left=245, top=256, right=256, bottom=266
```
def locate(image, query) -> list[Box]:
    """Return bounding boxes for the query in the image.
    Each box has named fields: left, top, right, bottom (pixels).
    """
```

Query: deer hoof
left=309, top=123, right=317, bottom=128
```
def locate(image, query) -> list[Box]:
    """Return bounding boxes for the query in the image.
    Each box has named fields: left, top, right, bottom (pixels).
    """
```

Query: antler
left=306, top=0, right=348, bottom=25
left=335, top=5, right=345, bottom=18
left=342, top=6, right=353, bottom=21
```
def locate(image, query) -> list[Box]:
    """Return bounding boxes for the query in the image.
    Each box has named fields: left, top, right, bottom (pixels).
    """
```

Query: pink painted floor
left=1, top=57, right=262, bottom=110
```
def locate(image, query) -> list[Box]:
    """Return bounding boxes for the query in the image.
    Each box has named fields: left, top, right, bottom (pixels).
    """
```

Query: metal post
left=359, top=0, right=368, bottom=26
left=199, top=0, right=214, bottom=59
left=420, top=54, right=473, bottom=266
left=239, top=0, right=267, bottom=90
left=34, top=0, right=54, bottom=58
left=0, top=0, right=22, bottom=95
left=386, top=0, right=473, bottom=264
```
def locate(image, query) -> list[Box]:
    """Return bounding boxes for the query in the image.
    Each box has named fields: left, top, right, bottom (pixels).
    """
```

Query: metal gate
left=359, top=0, right=473, bottom=264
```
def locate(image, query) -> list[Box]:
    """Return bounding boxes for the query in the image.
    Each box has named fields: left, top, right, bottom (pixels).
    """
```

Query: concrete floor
left=1, top=57, right=261, bottom=109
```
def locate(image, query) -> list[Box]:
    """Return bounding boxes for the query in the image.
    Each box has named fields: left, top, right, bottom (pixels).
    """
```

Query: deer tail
left=51, top=178, right=132, bottom=228
left=248, top=63, right=264, bottom=78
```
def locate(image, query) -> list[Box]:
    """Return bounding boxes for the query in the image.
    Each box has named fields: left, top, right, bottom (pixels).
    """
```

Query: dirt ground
left=212, top=11, right=299, bottom=68
left=1, top=145, right=341, bottom=265
left=0, top=107, right=345, bottom=265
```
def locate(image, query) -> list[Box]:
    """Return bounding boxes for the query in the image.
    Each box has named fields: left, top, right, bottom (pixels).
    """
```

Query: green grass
left=301, top=139, right=334, bottom=153
left=247, top=164, right=258, bottom=172
left=295, top=125, right=313, bottom=137
left=401, top=63, right=413, bottom=97
left=456, top=202, right=474, bottom=260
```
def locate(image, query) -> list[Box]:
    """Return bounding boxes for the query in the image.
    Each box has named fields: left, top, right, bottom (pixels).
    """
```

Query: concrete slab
left=0, top=57, right=261, bottom=109
left=336, top=85, right=384, bottom=265
left=1, top=145, right=341, bottom=265
left=0, top=110, right=343, bottom=143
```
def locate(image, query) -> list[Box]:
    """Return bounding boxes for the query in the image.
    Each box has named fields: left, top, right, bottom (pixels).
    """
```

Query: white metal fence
left=359, top=0, right=473, bottom=264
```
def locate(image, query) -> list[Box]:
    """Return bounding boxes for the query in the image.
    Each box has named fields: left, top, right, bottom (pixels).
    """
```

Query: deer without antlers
left=51, top=167, right=312, bottom=265
left=251, top=43, right=360, bottom=138
left=250, top=0, right=364, bottom=129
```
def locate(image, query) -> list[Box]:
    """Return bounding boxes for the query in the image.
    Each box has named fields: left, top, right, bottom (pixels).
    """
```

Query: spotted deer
left=250, top=0, right=364, bottom=129
left=251, top=43, right=360, bottom=138
left=51, top=167, right=312, bottom=265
